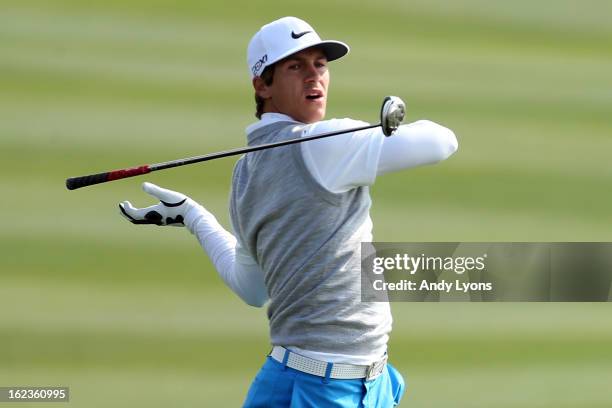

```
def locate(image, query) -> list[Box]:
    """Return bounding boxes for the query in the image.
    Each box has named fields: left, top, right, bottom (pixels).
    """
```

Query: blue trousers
left=243, top=356, right=405, bottom=407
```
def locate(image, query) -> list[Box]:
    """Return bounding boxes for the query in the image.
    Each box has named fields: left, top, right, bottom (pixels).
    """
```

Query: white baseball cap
left=247, top=16, right=350, bottom=78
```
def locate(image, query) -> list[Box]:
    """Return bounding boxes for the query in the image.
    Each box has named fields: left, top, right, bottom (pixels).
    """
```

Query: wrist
left=184, top=200, right=217, bottom=233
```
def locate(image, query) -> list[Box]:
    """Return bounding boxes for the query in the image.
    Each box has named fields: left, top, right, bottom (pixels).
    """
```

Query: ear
left=253, top=76, right=272, bottom=99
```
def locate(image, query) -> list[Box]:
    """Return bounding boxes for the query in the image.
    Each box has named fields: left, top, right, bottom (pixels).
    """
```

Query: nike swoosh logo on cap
left=291, top=30, right=312, bottom=39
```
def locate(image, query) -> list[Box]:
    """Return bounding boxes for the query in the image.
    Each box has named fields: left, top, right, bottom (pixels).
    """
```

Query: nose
left=304, top=62, right=321, bottom=82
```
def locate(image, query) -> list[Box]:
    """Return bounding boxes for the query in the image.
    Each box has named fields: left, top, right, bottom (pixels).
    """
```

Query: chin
left=304, top=108, right=326, bottom=123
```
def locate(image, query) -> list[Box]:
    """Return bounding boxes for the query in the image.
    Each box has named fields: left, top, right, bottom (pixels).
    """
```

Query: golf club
left=65, top=96, right=405, bottom=190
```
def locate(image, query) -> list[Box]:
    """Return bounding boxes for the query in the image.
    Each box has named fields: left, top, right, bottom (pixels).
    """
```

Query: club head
left=380, top=96, right=406, bottom=136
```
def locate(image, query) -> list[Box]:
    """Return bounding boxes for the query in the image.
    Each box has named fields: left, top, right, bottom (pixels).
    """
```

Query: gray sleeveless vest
left=230, top=121, right=391, bottom=357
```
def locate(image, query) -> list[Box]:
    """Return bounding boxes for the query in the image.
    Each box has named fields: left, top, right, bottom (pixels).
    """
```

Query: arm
left=377, top=119, right=458, bottom=175
left=119, top=182, right=268, bottom=307
left=300, top=118, right=458, bottom=193
left=184, top=204, right=269, bottom=307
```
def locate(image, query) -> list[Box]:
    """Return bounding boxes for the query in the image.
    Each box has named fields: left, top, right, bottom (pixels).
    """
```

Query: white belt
left=270, top=346, right=387, bottom=381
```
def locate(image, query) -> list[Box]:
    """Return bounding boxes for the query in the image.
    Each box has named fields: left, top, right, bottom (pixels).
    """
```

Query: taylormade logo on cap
left=247, top=16, right=350, bottom=78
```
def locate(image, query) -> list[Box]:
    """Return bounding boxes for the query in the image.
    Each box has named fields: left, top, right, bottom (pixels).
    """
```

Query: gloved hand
left=119, top=182, right=196, bottom=227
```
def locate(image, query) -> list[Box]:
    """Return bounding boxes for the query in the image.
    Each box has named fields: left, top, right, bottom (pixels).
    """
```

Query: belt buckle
left=365, top=354, right=388, bottom=381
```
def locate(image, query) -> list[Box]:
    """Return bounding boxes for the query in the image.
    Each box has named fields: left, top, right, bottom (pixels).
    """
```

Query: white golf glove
left=119, top=182, right=196, bottom=227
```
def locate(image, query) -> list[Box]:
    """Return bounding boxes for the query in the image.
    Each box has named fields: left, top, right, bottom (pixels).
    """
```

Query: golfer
left=119, top=16, right=458, bottom=407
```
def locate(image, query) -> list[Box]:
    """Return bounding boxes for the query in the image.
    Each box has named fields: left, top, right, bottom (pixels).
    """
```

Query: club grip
left=66, top=165, right=150, bottom=190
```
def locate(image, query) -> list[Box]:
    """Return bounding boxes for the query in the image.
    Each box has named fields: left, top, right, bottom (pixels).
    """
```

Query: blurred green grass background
left=1, top=0, right=611, bottom=406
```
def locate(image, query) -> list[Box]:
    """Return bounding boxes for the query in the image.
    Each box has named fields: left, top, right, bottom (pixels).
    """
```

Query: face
left=254, top=47, right=329, bottom=123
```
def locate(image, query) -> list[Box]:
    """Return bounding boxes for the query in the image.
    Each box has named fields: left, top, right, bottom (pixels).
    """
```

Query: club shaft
left=66, top=123, right=381, bottom=190
left=151, top=123, right=379, bottom=171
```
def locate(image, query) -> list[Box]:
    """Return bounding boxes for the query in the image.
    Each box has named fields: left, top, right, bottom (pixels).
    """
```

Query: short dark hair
left=254, top=64, right=275, bottom=119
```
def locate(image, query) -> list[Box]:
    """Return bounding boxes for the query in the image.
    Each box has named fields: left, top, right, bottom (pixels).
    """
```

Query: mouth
left=305, top=90, right=324, bottom=101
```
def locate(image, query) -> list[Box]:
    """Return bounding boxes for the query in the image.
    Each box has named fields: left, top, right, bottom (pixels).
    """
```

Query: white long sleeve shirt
left=184, top=113, right=458, bottom=363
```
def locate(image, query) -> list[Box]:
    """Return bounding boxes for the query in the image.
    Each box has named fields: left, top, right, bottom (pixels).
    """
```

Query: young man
left=119, top=16, right=458, bottom=407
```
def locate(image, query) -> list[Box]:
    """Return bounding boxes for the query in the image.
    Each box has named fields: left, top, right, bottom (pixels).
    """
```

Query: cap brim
left=317, top=40, right=350, bottom=62
left=268, top=40, right=350, bottom=67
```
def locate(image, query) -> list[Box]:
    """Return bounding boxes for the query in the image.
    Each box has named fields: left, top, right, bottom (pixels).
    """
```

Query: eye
left=288, top=63, right=300, bottom=70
